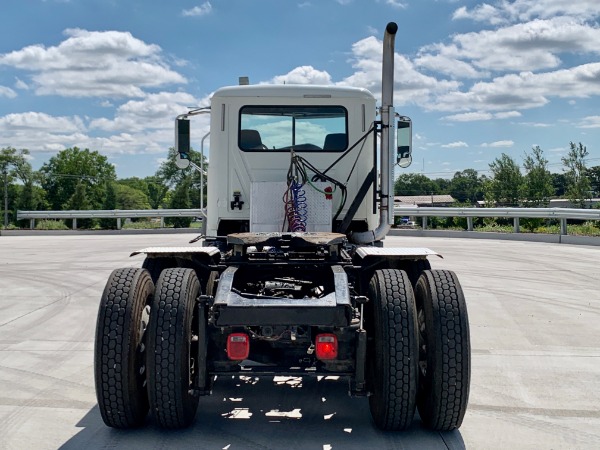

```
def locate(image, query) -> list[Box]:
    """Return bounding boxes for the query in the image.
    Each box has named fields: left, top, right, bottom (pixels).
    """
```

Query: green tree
left=586, top=165, right=600, bottom=197
left=144, top=175, right=169, bottom=209
left=521, top=146, right=553, bottom=207
left=484, top=153, right=522, bottom=207
left=1, top=147, right=38, bottom=227
left=394, top=173, right=439, bottom=196
left=550, top=172, right=568, bottom=197
left=100, top=182, right=117, bottom=229
left=167, top=177, right=192, bottom=228
left=449, top=169, right=483, bottom=204
left=156, top=147, right=207, bottom=209
left=40, top=147, right=116, bottom=210
left=65, top=181, right=93, bottom=228
left=115, top=184, right=151, bottom=210
left=562, top=142, right=591, bottom=208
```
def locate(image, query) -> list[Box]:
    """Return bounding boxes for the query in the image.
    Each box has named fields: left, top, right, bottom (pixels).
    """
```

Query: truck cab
left=206, top=84, right=378, bottom=236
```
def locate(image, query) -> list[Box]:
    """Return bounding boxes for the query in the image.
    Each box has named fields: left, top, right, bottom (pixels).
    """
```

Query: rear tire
left=142, top=257, right=176, bottom=284
left=147, top=268, right=201, bottom=428
left=94, top=268, right=154, bottom=428
left=415, top=270, right=470, bottom=430
left=367, top=269, right=419, bottom=430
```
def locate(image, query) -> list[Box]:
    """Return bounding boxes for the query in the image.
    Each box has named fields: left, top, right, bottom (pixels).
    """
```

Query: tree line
left=1, top=146, right=206, bottom=228
left=395, top=143, right=598, bottom=208
left=1, top=142, right=598, bottom=229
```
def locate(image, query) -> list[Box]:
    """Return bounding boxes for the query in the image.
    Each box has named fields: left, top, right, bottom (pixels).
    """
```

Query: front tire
left=415, top=270, right=471, bottom=430
left=147, top=268, right=201, bottom=428
left=367, top=269, right=419, bottom=430
left=94, top=268, right=154, bottom=428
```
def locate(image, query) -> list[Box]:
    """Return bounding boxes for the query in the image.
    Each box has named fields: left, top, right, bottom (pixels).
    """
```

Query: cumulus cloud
left=453, top=0, right=600, bottom=24
left=269, top=66, right=333, bottom=85
left=578, top=116, right=600, bottom=129
left=481, top=140, right=515, bottom=148
left=339, top=36, right=459, bottom=105
left=442, top=141, right=469, bottom=148
left=419, top=18, right=600, bottom=75
left=0, top=29, right=186, bottom=98
left=182, top=2, right=212, bottom=17
left=0, top=112, right=85, bottom=133
left=443, top=112, right=493, bottom=121
left=90, top=91, right=203, bottom=133
left=432, top=62, right=600, bottom=113
left=0, top=86, right=17, bottom=98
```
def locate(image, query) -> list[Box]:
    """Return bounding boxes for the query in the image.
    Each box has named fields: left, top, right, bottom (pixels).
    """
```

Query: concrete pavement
left=0, top=234, right=598, bottom=449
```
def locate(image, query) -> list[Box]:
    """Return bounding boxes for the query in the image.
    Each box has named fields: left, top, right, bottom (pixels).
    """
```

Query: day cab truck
left=94, top=22, right=471, bottom=432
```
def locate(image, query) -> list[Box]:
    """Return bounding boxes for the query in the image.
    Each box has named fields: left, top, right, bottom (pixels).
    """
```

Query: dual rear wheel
left=367, top=268, right=470, bottom=431
left=94, top=267, right=203, bottom=429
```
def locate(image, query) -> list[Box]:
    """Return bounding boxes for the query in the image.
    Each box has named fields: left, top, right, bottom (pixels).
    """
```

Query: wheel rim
left=417, top=307, right=428, bottom=378
left=137, top=304, right=151, bottom=384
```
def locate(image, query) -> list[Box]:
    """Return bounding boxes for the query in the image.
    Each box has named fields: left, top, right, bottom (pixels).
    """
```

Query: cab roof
left=212, top=84, right=375, bottom=100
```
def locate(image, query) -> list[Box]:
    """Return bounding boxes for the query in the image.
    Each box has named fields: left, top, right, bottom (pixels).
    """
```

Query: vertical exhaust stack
left=351, top=22, right=398, bottom=245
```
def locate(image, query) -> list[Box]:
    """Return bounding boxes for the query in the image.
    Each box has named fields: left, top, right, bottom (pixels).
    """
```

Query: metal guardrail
left=17, top=209, right=204, bottom=230
left=394, top=207, right=600, bottom=235
left=16, top=207, right=600, bottom=234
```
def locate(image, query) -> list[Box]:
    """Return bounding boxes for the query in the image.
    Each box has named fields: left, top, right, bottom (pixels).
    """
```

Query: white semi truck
left=94, top=22, right=471, bottom=432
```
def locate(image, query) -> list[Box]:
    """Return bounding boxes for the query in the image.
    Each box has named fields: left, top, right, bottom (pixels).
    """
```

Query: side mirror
left=397, top=117, right=412, bottom=168
left=176, top=118, right=191, bottom=157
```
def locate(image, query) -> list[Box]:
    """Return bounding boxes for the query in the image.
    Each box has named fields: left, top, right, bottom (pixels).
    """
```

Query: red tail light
left=315, top=334, right=338, bottom=360
left=227, top=333, right=250, bottom=360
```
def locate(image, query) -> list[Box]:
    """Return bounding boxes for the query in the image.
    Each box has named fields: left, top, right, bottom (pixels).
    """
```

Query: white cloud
left=0, top=29, right=186, bottom=98
left=269, top=66, right=333, bottom=85
left=481, top=140, right=514, bottom=148
left=182, top=2, right=212, bottom=17
left=453, top=4, right=504, bottom=25
left=578, top=116, right=600, bottom=129
left=385, top=0, right=407, bottom=8
left=443, top=112, right=493, bottom=122
left=339, top=36, right=459, bottom=105
left=90, top=91, right=202, bottom=133
left=432, top=62, right=600, bottom=113
left=442, top=141, right=469, bottom=148
left=419, top=18, right=600, bottom=75
left=0, top=86, right=17, bottom=98
left=495, top=111, right=522, bottom=119
left=0, top=112, right=85, bottom=133
left=453, top=0, right=600, bottom=24
left=14, top=78, right=29, bottom=90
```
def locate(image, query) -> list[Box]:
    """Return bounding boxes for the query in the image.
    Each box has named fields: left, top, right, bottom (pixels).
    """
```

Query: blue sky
left=1, top=0, right=599, bottom=180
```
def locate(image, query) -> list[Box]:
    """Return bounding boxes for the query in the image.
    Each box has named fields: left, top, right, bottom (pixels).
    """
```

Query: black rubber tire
left=94, top=268, right=154, bottom=428
left=406, top=259, right=431, bottom=288
left=367, top=269, right=419, bottom=430
left=142, top=257, right=176, bottom=284
left=147, top=268, right=201, bottom=428
left=415, top=270, right=471, bottom=431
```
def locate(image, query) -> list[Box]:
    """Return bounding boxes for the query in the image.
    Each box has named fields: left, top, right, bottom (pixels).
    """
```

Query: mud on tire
left=415, top=269, right=470, bottom=430
left=367, top=269, right=419, bottom=430
left=94, top=268, right=154, bottom=428
left=147, top=267, right=201, bottom=428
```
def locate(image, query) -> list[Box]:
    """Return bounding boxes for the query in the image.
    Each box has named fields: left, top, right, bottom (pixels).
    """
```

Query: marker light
left=227, top=333, right=250, bottom=360
left=315, top=334, right=338, bottom=360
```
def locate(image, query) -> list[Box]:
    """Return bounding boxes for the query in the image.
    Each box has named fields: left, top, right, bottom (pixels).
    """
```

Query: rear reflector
left=227, top=333, right=250, bottom=360
left=315, top=334, right=338, bottom=360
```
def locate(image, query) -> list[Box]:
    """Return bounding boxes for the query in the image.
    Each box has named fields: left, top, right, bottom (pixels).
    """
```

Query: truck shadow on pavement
left=61, top=375, right=465, bottom=450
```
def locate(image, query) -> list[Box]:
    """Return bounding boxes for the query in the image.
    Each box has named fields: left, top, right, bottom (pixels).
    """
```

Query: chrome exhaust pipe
left=351, top=22, right=397, bottom=245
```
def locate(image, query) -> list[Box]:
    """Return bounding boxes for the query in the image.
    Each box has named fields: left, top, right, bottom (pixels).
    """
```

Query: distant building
left=475, top=198, right=600, bottom=208
left=394, top=195, right=456, bottom=207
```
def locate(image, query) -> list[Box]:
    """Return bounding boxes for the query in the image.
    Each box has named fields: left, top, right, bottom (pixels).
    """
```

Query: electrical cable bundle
left=283, top=178, right=307, bottom=232
left=282, top=125, right=376, bottom=232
